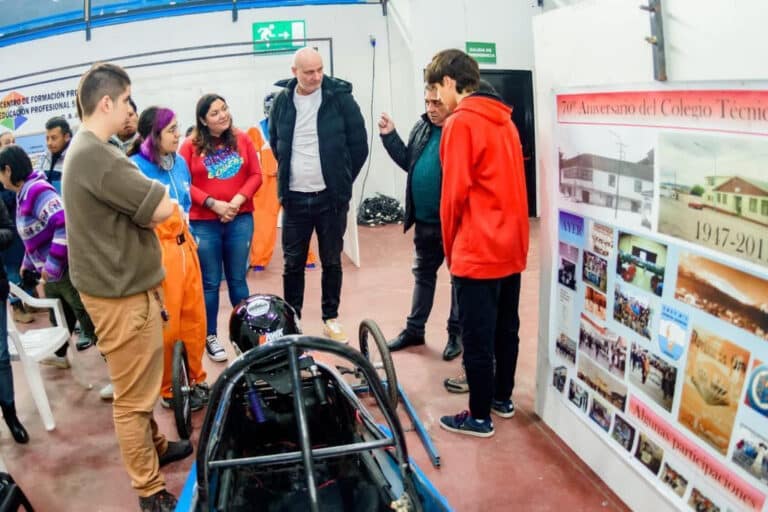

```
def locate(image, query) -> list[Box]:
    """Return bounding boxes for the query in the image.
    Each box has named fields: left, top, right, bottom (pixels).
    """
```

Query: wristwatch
left=204, top=196, right=215, bottom=209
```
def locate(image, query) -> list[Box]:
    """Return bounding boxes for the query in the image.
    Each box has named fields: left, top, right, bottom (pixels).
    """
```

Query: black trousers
left=454, top=273, right=521, bottom=420
left=405, top=222, right=459, bottom=338
left=44, top=269, right=96, bottom=356
left=282, top=190, right=348, bottom=321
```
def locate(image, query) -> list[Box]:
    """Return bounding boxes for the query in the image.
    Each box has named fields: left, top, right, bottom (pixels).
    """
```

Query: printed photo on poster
left=588, top=220, right=614, bottom=258
left=555, top=332, right=577, bottom=366
left=658, top=131, right=768, bottom=270
left=559, top=210, right=585, bottom=248
left=577, top=354, right=628, bottom=411
left=579, top=313, right=626, bottom=378
left=557, top=287, right=577, bottom=339
left=658, top=305, right=689, bottom=361
left=660, top=462, right=688, bottom=498
left=584, top=286, right=607, bottom=321
left=583, top=250, right=608, bottom=293
left=678, top=325, right=750, bottom=455
left=553, top=366, right=568, bottom=393
left=744, top=360, right=768, bottom=419
left=688, top=487, right=721, bottom=512
left=629, top=344, right=677, bottom=413
left=616, top=231, right=667, bottom=297
left=558, top=125, right=655, bottom=230
left=558, top=241, right=579, bottom=290
left=589, top=397, right=612, bottom=432
left=731, top=424, right=768, bottom=485
left=614, top=283, right=653, bottom=339
left=568, top=379, right=589, bottom=412
left=635, top=432, right=664, bottom=475
left=611, top=414, right=636, bottom=452
left=674, top=252, right=768, bottom=341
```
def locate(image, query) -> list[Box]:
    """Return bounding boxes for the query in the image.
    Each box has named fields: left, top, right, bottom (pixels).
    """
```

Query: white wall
left=1, top=4, right=402, bottom=204
left=1, top=1, right=542, bottom=206
left=534, top=1, right=768, bottom=511
left=383, top=0, right=540, bottom=205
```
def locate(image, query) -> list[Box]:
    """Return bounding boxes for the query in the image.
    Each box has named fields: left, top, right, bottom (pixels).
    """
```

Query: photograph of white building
left=560, top=153, right=653, bottom=216
left=658, top=132, right=768, bottom=268
left=557, top=124, right=656, bottom=230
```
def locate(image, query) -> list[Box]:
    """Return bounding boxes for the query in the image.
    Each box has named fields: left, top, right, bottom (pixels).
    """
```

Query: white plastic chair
left=6, top=283, right=93, bottom=431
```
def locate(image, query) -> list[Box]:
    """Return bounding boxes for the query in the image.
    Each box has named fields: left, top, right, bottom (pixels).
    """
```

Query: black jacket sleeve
left=0, top=198, right=15, bottom=251
left=269, top=94, right=283, bottom=158
left=380, top=130, right=408, bottom=172
left=338, top=93, right=369, bottom=179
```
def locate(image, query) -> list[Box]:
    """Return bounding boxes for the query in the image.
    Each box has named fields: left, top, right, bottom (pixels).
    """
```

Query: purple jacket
left=16, top=171, right=68, bottom=281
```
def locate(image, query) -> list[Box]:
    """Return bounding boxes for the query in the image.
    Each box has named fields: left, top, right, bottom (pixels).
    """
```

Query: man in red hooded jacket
left=425, top=49, right=529, bottom=438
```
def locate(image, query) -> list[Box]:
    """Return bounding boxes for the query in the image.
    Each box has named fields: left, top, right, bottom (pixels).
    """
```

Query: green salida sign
left=465, top=41, right=497, bottom=64
left=253, top=20, right=306, bottom=52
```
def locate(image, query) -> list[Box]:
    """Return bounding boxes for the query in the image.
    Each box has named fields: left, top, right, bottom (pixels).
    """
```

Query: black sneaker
left=491, top=399, right=516, bottom=418
left=439, top=410, right=494, bottom=438
left=159, top=392, right=204, bottom=412
left=193, top=382, right=210, bottom=405
left=158, top=440, right=193, bottom=468
left=139, top=490, right=177, bottom=512
left=76, top=334, right=96, bottom=351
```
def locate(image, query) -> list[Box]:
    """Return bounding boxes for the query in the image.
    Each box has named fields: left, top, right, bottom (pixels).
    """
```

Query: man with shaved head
left=270, top=47, right=368, bottom=342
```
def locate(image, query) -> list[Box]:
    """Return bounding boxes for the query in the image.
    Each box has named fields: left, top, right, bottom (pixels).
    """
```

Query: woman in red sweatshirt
left=179, top=94, right=261, bottom=363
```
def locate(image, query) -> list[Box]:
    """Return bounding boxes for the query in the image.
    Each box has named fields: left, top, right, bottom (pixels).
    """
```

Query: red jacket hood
left=453, top=94, right=512, bottom=125
left=438, top=93, right=529, bottom=279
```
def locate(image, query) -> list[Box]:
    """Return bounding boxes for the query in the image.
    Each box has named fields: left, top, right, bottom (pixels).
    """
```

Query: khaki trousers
left=81, top=289, right=168, bottom=498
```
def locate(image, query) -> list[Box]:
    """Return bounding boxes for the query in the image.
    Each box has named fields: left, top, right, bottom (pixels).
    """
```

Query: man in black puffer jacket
left=269, top=47, right=368, bottom=343
left=378, top=84, right=462, bottom=361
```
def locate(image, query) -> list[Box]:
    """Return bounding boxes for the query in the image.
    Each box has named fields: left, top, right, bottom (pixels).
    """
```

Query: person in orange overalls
left=248, top=92, right=317, bottom=271
left=129, top=106, right=208, bottom=411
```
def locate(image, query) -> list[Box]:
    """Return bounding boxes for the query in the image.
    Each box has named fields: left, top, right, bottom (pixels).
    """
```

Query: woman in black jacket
left=0, top=182, right=28, bottom=443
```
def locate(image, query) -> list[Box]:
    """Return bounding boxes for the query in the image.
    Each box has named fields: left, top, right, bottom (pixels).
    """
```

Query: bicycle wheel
left=358, top=319, right=399, bottom=409
left=171, top=340, right=193, bottom=440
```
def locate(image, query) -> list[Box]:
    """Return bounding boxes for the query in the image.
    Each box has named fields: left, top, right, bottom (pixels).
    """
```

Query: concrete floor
left=1, top=219, right=630, bottom=511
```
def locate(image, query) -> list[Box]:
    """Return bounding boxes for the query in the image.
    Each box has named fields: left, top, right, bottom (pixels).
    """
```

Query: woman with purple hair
left=129, top=107, right=209, bottom=412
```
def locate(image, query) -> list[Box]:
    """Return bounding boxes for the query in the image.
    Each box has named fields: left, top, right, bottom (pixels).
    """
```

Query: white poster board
left=546, top=85, right=768, bottom=512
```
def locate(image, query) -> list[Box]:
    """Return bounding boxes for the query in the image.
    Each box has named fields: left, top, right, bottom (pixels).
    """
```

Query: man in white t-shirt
left=269, top=48, right=368, bottom=342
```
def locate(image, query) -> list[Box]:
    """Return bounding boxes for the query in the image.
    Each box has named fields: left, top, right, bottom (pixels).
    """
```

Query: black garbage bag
left=356, top=194, right=404, bottom=226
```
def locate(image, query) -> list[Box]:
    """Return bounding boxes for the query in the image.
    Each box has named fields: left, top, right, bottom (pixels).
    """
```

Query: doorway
left=480, top=70, right=537, bottom=217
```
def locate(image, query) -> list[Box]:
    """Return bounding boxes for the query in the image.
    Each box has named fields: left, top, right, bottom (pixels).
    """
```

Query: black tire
left=171, top=341, right=193, bottom=440
left=358, top=319, right=398, bottom=409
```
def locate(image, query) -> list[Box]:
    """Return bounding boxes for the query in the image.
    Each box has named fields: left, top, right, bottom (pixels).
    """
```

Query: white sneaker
left=99, top=383, right=114, bottom=401
left=322, top=318, right=349, bottom=344
left=40, top=355, right=70, bottom=369
left=205, top=335, right=227, bottom=362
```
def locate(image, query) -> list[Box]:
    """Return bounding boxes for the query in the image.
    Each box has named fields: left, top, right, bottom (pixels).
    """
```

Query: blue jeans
left=191, top=213, right=253, bottom=336
left=0, top=297, right=14, bottom=405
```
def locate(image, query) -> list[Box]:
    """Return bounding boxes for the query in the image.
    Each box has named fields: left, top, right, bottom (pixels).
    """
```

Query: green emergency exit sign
left=253, top=20, right=306, bottom=52
left=465, top=41, right=497, bottom=64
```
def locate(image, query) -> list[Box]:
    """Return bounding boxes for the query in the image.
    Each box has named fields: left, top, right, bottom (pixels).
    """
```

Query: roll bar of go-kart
left=194, top=335, right=415, bottom=512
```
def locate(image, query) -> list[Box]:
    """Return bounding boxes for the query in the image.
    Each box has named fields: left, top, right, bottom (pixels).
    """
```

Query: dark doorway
left=480, top=70, right=537, bottom=217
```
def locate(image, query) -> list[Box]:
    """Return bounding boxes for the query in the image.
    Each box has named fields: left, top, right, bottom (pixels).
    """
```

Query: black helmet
left=229, top=294, right=301, bottom=355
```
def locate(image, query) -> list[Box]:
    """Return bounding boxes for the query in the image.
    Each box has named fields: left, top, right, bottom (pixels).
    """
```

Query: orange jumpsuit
left=156, top=204, right=207, bottom=397
left=247, top=124, right=317, bottom=269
